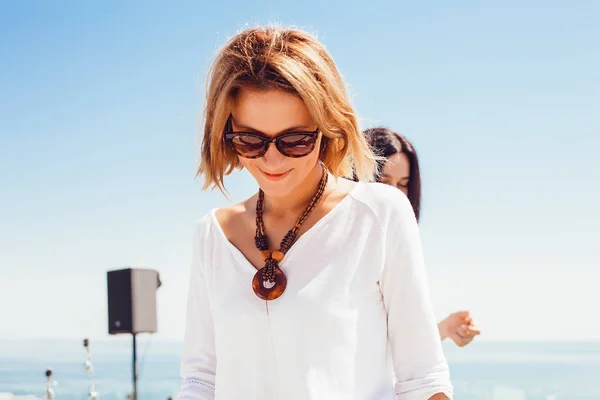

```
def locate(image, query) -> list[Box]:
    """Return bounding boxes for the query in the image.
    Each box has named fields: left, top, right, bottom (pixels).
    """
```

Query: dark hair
left=363, top=127, right=422, bottom=221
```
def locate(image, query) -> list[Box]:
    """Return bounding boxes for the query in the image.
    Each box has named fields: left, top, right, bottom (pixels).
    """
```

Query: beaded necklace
left=252, top=168, right=328, bottom=300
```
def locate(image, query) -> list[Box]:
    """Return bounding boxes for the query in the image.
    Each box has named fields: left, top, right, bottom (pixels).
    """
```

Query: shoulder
left=191, top=200, right=249, bottom=242
left=211, top=194, right=256, bottom=241
left=190, top=199, right=253, bottom=271
left=214, top=202, right=248, bottom=233
left=350, top=181, right=415, bottom=223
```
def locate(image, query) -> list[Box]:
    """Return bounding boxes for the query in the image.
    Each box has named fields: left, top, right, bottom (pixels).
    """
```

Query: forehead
left=383, top=152, right=410, bottom=179
left=231, top=87, right=315, bottom=135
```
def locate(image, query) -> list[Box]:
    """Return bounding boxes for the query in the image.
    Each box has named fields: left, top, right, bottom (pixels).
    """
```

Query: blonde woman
left=177, top=26, right=453, bottom=400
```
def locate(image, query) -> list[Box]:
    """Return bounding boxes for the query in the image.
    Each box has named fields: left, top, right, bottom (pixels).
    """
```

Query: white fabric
left=177, top=182, right=453, bottom=400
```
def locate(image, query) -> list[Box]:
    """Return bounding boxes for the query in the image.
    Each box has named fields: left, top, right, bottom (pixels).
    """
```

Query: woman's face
left=380, top=152, right=410, bottom=195
left=230, top=87, right=322, bottom=198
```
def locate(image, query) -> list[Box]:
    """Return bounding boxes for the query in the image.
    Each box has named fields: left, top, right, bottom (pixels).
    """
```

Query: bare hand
left=438, top=310, right=480, bottom=347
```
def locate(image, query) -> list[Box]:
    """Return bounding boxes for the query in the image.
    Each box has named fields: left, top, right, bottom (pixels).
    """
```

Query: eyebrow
left=232, top=120, right=315, bottom=135
left=381, top=174, right=410, bottom=181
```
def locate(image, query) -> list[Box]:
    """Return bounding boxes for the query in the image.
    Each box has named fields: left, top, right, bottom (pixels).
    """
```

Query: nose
left=261, top=141, right=286, bottom=170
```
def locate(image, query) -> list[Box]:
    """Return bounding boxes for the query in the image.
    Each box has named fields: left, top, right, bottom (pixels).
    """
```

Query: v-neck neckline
left=209, top=181, right=361, bottom=273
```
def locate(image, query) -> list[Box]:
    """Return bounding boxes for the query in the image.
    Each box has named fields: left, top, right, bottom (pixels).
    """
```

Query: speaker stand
left=83, top=339, right=99, bottom=399
left=132, top=333, right=138, bottom=400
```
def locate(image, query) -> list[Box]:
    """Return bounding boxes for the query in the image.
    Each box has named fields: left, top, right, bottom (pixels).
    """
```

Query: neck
left=263, top=163, right=325, bottom=215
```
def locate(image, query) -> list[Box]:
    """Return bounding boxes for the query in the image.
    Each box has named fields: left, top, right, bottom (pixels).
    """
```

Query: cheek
left=238, top=157, right=265, bottom=180
left=238, top=157, right=253, bottom=170
left=399, top=186, right=409, bottom=196
left=305, top=145, right=321, bottom=164
left=300, top=146, right=322, bottom=171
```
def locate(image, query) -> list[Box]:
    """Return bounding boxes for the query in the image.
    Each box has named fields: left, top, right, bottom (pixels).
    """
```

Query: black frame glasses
left=223, top=118, right=319, bottom=159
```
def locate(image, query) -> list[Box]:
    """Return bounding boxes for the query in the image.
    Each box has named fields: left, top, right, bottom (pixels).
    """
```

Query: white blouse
left=177, top=181, right=453, bottom=400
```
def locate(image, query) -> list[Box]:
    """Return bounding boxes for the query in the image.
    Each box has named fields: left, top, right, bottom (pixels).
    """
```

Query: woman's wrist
left=438, top=318, right=449, bottom=341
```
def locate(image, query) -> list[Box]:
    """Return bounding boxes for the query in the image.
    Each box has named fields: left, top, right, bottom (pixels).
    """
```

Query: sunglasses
left=224, top=118, right=319, bottom=159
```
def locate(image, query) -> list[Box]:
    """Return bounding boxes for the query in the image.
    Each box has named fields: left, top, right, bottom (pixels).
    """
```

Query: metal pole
left=132, top=333, right=138, bottom=400
left=83, top=338, right=99, bottom=399
left=44, top=369, right=55, bottom=400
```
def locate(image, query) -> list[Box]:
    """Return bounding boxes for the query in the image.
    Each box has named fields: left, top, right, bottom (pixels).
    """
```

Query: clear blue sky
left=1, top=1, right=598, bottom=342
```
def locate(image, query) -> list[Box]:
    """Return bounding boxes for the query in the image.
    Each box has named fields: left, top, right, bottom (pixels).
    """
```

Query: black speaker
left=107, top=268, right=161, bottom=335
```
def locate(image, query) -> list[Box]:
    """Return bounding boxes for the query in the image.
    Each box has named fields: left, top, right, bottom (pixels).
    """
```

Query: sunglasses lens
left=278, top=134, right=316, bottom=157
left=230, top=135, right=267, bottom=158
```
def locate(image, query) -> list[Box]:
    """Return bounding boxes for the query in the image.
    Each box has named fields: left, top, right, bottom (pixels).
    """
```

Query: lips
left=258, top=168, right=292, bottom=181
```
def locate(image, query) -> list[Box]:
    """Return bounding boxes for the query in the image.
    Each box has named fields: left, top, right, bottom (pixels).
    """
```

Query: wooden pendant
left=252, top=266, right=287, bottom=301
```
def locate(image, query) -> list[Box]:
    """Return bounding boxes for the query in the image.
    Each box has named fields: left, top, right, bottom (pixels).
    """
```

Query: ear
left=319, top=136, right=328, bottom=155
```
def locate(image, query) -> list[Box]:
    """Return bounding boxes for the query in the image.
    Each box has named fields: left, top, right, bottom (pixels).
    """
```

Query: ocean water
left=1, top=340, right=599, bottom=399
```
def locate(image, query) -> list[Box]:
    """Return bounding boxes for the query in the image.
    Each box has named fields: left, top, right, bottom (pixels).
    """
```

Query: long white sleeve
left=379, top=189, right=453, bottom=400
left=177, top=221, right=217, bottom=400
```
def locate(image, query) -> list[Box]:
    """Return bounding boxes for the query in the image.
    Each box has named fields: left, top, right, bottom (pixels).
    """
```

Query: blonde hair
left=198, top=25, right=378, bottom=192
